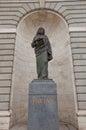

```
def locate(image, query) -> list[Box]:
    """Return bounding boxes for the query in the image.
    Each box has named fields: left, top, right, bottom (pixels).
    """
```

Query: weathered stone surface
left=0, top=117, right=10, bottom=130
left=78, top=116, right=86, bottom=130
left=28, top=79, right=59, bottom=130
left=11, top=10, right=76, bottom=127
left=0, top=74, right=11, bottom=80
left=0, top=88, right=10, bottom=94
left=0, top=1, right=86, bottom=130
left=79, top=102, right=86, bottom=110
left=77, top=87, right=86, bottom=93
left=0, top=103, right=8, bottom=110
left=10, top=123, right=77, bottom=130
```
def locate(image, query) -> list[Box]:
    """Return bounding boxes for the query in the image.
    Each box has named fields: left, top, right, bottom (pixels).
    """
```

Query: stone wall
left=0, top=0, right=86, bottom=130
left=11, top=10, right=76, bottom=127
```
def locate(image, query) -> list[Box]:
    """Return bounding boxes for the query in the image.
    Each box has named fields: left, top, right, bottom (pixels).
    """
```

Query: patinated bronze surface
left=31, top=27, right=53, bottom=79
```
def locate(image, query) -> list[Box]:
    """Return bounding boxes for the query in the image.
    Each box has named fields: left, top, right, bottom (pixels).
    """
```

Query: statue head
left=37, top=27, right=45, bottom=35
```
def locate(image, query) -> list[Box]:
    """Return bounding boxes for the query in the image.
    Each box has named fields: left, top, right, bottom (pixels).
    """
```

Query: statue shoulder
left=44, top=35, right=50, bottom=43
left=44, top=35, right=49, bottom=41
left=45, top=35, right=48, bottom=39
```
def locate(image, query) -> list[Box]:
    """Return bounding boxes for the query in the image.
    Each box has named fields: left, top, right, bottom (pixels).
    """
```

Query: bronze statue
left=31, top=27, right=53, bottom=79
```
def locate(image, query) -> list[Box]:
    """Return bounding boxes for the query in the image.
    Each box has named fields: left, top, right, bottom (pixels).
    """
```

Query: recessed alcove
left=11, top=10, right=77, bottom=127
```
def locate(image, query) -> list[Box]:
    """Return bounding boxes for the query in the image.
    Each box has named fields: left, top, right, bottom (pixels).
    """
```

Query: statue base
left=28, top=79, right=59, bottom=130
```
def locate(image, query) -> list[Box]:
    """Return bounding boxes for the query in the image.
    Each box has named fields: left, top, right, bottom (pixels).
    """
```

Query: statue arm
left=46, top=36, right=52, bottom=52
left=31, top=35, right=37, bottom=48
left=46, top=36, right=53, bottom=61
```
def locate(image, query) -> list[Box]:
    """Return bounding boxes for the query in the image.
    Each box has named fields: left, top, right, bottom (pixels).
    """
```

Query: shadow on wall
left=10, top=10, right=77, bottom=128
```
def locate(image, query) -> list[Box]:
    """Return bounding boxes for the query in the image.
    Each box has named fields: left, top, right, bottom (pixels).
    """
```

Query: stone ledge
left=0, top=111, right=10, bottom=130
left=29, top=79, right=57, bottom=95
left=78, top=116, right=86, bottom=130
left=0, top=28, right=16, bottom=33
left=10, top=123, right=77, bottom=130
left=77, top=110, right=86, bottom=116
left=0, top=111, right=10, bottom=117
left=69, top=27, right=86, bottom=32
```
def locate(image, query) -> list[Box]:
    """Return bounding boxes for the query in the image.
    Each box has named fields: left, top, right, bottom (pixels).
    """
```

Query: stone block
left=28, top=79, right=59, bottom=130
left=74, top=66, right=86, bottom=72
left=78, top=94, right=86, bottom=101
left=70, top=32, right=86, bottom=37
left=0, top=56, right=13, bottom=61
left=72, top=43, right=86, bottom=48
left=0, top=68, right=12, bottom=73
left=0, top=39, right=15, bottom=44
left=0, top=88, right=10, bottom=94
left=0, top=44, right=14, bottom=50
left=76, top=80, right=86, bottom=86
left=78, top=116, right=86, bottom=130
left=0, top=95, right=9, bottom=102
left=72, top=48, right=86, bottom=54
left=49, top=3, right=57, bottom=9
left=0, top=34, right=15, bottom=39
left=77, top=87, right=86, bottom=93
left=0, top=117, right=10, bottom=130
left=0, top=74, right=11, bottom=80
left=71, top=37, right=86, bottom=42
left=73, top=54, right=86, bottom=60
left=0, top=80, right=11, bottom=87
left=79, top=102, right=86, bottom=110
left=74, top=60, right=86, bottom=66
left=0, top=61, right=13, bottom=67
left=0, top=50, right=14, bottom=55
left=75, top=73, right=86, bottom=79
left=0, top=103, right=8, bottom=110
left=22, top=3, right=31, bottom=12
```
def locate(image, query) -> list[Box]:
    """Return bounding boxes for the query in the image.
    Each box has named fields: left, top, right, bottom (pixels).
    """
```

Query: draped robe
left=31, top=28, right=53, bottom=79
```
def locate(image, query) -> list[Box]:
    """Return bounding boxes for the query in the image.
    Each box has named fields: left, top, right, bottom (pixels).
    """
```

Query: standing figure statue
left=31, top=27, right=53, bottom=79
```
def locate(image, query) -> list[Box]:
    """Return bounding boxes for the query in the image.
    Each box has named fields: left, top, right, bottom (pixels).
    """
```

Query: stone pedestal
left=28, top=79, right=59, bottom=130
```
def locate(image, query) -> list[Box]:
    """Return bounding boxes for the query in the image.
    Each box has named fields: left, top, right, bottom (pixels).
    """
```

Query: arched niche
left=11, top=10, right=77, bottom=127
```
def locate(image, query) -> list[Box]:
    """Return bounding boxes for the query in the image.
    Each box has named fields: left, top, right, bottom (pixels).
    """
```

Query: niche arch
left=11, top=9, right=77, bottom=127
